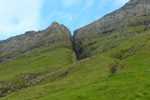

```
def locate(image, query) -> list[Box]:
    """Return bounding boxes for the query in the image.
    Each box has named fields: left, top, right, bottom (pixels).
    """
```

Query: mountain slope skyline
left=0, top=0, right=150, bottom=99
left=0, top=0, right=129, bottom=40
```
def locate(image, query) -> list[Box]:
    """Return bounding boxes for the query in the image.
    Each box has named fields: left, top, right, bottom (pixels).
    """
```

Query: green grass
left=78, top=25, right=148, bottom=59
left=0, top=47, right=73, bottom=83
left=0, top=55, right=116, bottom=100
left=0, top=23, right=150, bottom=99
left=40, top=68, right=150, bottom=100
left=1, top=47, right=150, bottom=100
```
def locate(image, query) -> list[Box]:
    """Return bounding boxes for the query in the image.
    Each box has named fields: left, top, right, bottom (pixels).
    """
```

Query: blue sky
left=0, top=0, right=129, bottom=40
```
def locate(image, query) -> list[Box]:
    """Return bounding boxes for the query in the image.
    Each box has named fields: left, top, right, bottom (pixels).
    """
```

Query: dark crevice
left=111, top=62, right=119, bottom=74
left=71, top=36, right=79, bottom=60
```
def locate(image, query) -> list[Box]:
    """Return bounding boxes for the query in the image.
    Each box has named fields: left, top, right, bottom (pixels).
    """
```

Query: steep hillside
left=1, top=29, right=150, bottom=100
left=0, top=0, right=150, bottom=99
left=0, top=22, right=72, bottom=61
left=73, top=0, right=150, bottom=59
left=0, top=22, right=75, bottom=97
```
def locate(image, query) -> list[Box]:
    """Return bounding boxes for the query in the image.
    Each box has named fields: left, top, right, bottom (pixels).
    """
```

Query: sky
left=0, top=0, right=129, bottom=40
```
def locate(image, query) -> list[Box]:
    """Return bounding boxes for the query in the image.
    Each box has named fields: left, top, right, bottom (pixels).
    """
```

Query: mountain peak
left=51, top=22, right=60, bottom=28
left=0, top=21, right=72, bottom=57
left=73, top=0, right=150, bottom=59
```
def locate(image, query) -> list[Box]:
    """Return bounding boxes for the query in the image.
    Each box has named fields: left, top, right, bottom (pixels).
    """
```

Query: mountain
left=0, top=22, right=75, bottom=97
left=73, top=0, right=150, bottom=59
left=0, top=22, right=72, bottom=60
left=0, top=0, right=150, bottom=99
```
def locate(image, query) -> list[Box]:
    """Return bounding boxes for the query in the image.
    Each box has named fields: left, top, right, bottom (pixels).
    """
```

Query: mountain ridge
left=73, top=0, right=150, bottom=59
left=0, top=0, right=150, bottom=99
left=0, top=22, right=72, bottom=61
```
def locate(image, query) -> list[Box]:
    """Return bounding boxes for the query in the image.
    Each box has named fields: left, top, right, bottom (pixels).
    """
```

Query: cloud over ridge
left=0, top=0, right=129, bottom=40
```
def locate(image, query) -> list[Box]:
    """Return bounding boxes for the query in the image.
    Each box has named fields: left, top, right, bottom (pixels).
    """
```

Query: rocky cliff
left=0, top=22, right=72, bottom=62
left=1, top=0, right=150, bottom=99
left=1, top=0, right=150, bottom=61
left=73, top=0, right=150, bottom=59
left=0, top=22, right=74, bottom=97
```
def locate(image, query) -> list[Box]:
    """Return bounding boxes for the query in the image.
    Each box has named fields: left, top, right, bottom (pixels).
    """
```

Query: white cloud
left=0, top=0, right=44, bottom=40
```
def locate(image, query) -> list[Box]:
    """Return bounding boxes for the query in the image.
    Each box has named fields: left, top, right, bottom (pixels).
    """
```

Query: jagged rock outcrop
left=1, top=0, right=150, bottom=61
left=73, top=0, right=150, bottom=59
left=0, top=22, right=73, bottom=97
left=0, top=22, right=72, bottom=61
left=0, top=0, right=150, bottom=99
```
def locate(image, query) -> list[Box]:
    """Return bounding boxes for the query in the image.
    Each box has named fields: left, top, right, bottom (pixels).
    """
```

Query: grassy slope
left=0, top=55, right=116, bottom=100
left=0, top=43, right=73, bottom=83
left=78, top=25, right=147, bottom=58
left=43, top=29, right=150, bottom=100
left=39, top=29, right=150, bottom=100
left=1, top=27, right=150, bottom=100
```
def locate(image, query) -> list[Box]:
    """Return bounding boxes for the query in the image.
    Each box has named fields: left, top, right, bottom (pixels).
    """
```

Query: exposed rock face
left=73, top=0, right=150, bottom=59
left=0, top=22, right=72, bottom=60
left=1, top=0, right=150, bottom=61
left=0, top=22, right=73, bottom=97
left=0, top=0, right=150, bottom=98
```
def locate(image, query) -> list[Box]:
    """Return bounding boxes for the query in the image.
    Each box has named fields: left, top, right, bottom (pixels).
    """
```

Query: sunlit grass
left=0, top=25, right=150, bottom=100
